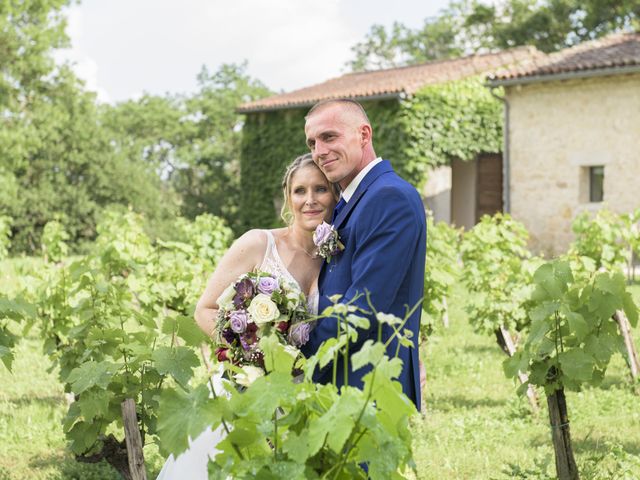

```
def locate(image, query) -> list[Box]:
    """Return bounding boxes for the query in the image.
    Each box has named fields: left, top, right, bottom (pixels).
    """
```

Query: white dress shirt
left=340, top=157, right=383, bottom=203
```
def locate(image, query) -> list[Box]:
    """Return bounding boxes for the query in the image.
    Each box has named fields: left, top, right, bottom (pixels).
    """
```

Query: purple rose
left=257, top=276, right=279, bottom=295
left=233, top=278, right=255, bottom=308
left=230, top=310, right=248, bottom=333
left=313, top=222, right=333, bottom=247
left=289, top=322, right=311, bottom=347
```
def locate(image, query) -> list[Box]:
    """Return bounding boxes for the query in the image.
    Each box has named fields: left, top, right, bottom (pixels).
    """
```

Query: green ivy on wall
left=397, top=76, right=504, bottom=187
left=239, top=76, right=503, bottom=230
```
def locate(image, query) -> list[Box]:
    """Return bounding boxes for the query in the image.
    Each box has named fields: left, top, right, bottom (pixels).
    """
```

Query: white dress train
left=156, top=230, right=318, bottom=480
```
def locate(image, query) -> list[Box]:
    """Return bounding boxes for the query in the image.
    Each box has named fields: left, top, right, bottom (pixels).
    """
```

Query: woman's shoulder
left=234, top=229, right=269, bottom=250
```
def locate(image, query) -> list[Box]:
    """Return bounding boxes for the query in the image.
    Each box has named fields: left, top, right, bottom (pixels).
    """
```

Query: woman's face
left=289, top=164, right=336, bottom=231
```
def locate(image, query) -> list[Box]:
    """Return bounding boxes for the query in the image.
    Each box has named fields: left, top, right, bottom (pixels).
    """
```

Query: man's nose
left=314, top=140, right=328, bottom=157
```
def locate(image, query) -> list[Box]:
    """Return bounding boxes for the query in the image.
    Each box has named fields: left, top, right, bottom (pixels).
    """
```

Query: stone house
left=237, top=48, right=540, bottom=231
left=488, top=32, right=640, bottom=255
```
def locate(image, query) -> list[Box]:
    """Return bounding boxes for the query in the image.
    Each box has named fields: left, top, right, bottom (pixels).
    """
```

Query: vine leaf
left=67, top=360, right=121, bottom=394
left=152, top=346, right=199, bottom=388
left=157, top=383, right=221, bottom=457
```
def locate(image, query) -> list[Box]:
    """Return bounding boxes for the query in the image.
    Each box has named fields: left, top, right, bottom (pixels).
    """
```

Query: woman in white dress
left=156, top=153, right=337, bottom=480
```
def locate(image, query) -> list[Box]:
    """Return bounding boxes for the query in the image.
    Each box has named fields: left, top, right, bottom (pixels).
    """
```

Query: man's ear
left=359, top=124, right=372, bottom=146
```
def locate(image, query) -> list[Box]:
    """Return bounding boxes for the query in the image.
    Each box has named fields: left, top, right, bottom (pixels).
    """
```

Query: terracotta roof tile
left=239, top=47, right=542, bottom=113
left=490, top=32, right=640, bottom=84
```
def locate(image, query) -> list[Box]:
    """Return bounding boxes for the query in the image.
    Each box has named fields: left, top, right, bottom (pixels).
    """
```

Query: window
left=589, top=166, right=604, bottom=203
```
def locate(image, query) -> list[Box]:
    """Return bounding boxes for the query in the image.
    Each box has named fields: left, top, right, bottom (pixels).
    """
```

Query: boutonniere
left=313, top=221, right=345, bottom=263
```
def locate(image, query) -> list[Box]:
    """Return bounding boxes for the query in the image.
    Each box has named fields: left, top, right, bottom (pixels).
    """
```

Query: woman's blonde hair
left=280, top=153, right=339, bottom=225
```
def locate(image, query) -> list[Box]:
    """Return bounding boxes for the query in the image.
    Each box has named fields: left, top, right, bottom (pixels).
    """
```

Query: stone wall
left=506, top=72, right=640, bottom=255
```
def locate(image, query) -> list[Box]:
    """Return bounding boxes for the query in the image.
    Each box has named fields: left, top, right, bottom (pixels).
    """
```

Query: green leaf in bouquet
left=157, top=383, right=222, bottom=457
left=67, top=360, right=121, bottom=394
left=152, top=346, right=199, bottom=388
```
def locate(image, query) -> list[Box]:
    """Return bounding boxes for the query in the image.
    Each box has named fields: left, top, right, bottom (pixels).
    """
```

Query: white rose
left=216, top=283, right=236, bottom=310
left=248, top=293, right=280, bottom=324
left=234, top=365, right=264, bottom=387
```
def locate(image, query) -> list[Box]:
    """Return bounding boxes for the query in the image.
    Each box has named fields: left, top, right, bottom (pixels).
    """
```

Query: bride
left=156, top=153, right=338, bottom=480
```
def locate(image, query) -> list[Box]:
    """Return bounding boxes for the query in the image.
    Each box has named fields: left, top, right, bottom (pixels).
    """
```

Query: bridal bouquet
left=214, top=271, right=311, bottom=386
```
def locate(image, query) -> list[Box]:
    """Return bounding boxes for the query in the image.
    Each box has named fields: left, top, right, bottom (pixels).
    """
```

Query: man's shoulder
left=370, top=168, right=422, bottom=203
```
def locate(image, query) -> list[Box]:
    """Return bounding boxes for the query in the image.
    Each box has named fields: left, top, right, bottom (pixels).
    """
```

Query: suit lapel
left=333, top=160, right=393, bottom=229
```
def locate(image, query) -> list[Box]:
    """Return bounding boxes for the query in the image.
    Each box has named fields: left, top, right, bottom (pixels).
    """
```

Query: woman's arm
left=194, top=229, right=266, bottom=337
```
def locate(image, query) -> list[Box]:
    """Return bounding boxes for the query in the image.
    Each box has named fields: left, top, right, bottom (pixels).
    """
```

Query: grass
left=414, top=282, right=640, bottom=479
left=1, top=262, right=639, bottom=479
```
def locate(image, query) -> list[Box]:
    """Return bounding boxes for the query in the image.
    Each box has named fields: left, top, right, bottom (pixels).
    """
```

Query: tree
left=347, top=0, right=640, bottom=70
left=102, top=62, right=272, bottom=233
left=7, top=67, right=176, bottom=251
left=348, top=9, right=466, bottom=71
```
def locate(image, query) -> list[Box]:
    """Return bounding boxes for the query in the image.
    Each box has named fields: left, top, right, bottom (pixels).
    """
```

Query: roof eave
left=487, top=64, right=640, bottom=87
left=237, top=92, right=404, bottom=114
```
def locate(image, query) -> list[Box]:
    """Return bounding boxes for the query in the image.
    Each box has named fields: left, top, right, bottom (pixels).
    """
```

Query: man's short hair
left=305, top=98, right=370, bottom=125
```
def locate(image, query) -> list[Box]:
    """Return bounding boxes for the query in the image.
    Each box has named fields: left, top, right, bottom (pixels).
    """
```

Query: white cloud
left=55, top=0, right=450, bottom=102
left=54, top=7, right=111, bottom=103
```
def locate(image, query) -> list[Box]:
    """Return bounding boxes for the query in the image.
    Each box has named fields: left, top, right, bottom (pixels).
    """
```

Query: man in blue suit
left=301, top=99, right=426, bottom=410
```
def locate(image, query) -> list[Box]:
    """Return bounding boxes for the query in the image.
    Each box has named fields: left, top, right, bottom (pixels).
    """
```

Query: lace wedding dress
left=156, top=230, right=318, bottom=480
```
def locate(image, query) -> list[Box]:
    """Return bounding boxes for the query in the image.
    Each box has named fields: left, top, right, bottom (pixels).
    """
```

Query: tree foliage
left=460, top=213, right=540, bottom=335
left=347, top=0, right=639, bottom=70
left=1, top=0, right=270, bottom=253
left=98, top=62, right=272, bottom=235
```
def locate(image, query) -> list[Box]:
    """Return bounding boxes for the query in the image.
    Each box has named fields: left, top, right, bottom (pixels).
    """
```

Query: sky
left=58, top=0, right=451, bottom=103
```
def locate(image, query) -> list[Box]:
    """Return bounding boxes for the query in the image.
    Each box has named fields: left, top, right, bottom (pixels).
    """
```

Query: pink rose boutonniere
left=313, top=221, right=345, bottom=263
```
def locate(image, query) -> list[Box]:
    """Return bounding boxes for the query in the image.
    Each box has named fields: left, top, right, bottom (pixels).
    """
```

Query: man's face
left=304, top=105, right=365, bottom=190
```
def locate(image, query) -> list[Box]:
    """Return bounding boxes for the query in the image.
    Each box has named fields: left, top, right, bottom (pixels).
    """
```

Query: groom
left=301, top=99, right=426, bottom=410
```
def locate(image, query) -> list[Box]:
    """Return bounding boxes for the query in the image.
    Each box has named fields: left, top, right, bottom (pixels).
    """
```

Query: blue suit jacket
left=301, top=160, right=426, bottom=410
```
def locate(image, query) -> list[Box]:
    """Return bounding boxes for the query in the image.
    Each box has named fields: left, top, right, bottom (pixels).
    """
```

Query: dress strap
left=262, top=229, right=275, bottom=257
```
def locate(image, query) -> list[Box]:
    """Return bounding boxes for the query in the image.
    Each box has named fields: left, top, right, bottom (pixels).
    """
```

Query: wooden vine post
left=546, top=388, right=579, bottom=480
left=614, top=310, right=640, bottom=383
left=496, top=326, right=539, bottom=413
left=121, top=398, right=147, bottom=480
